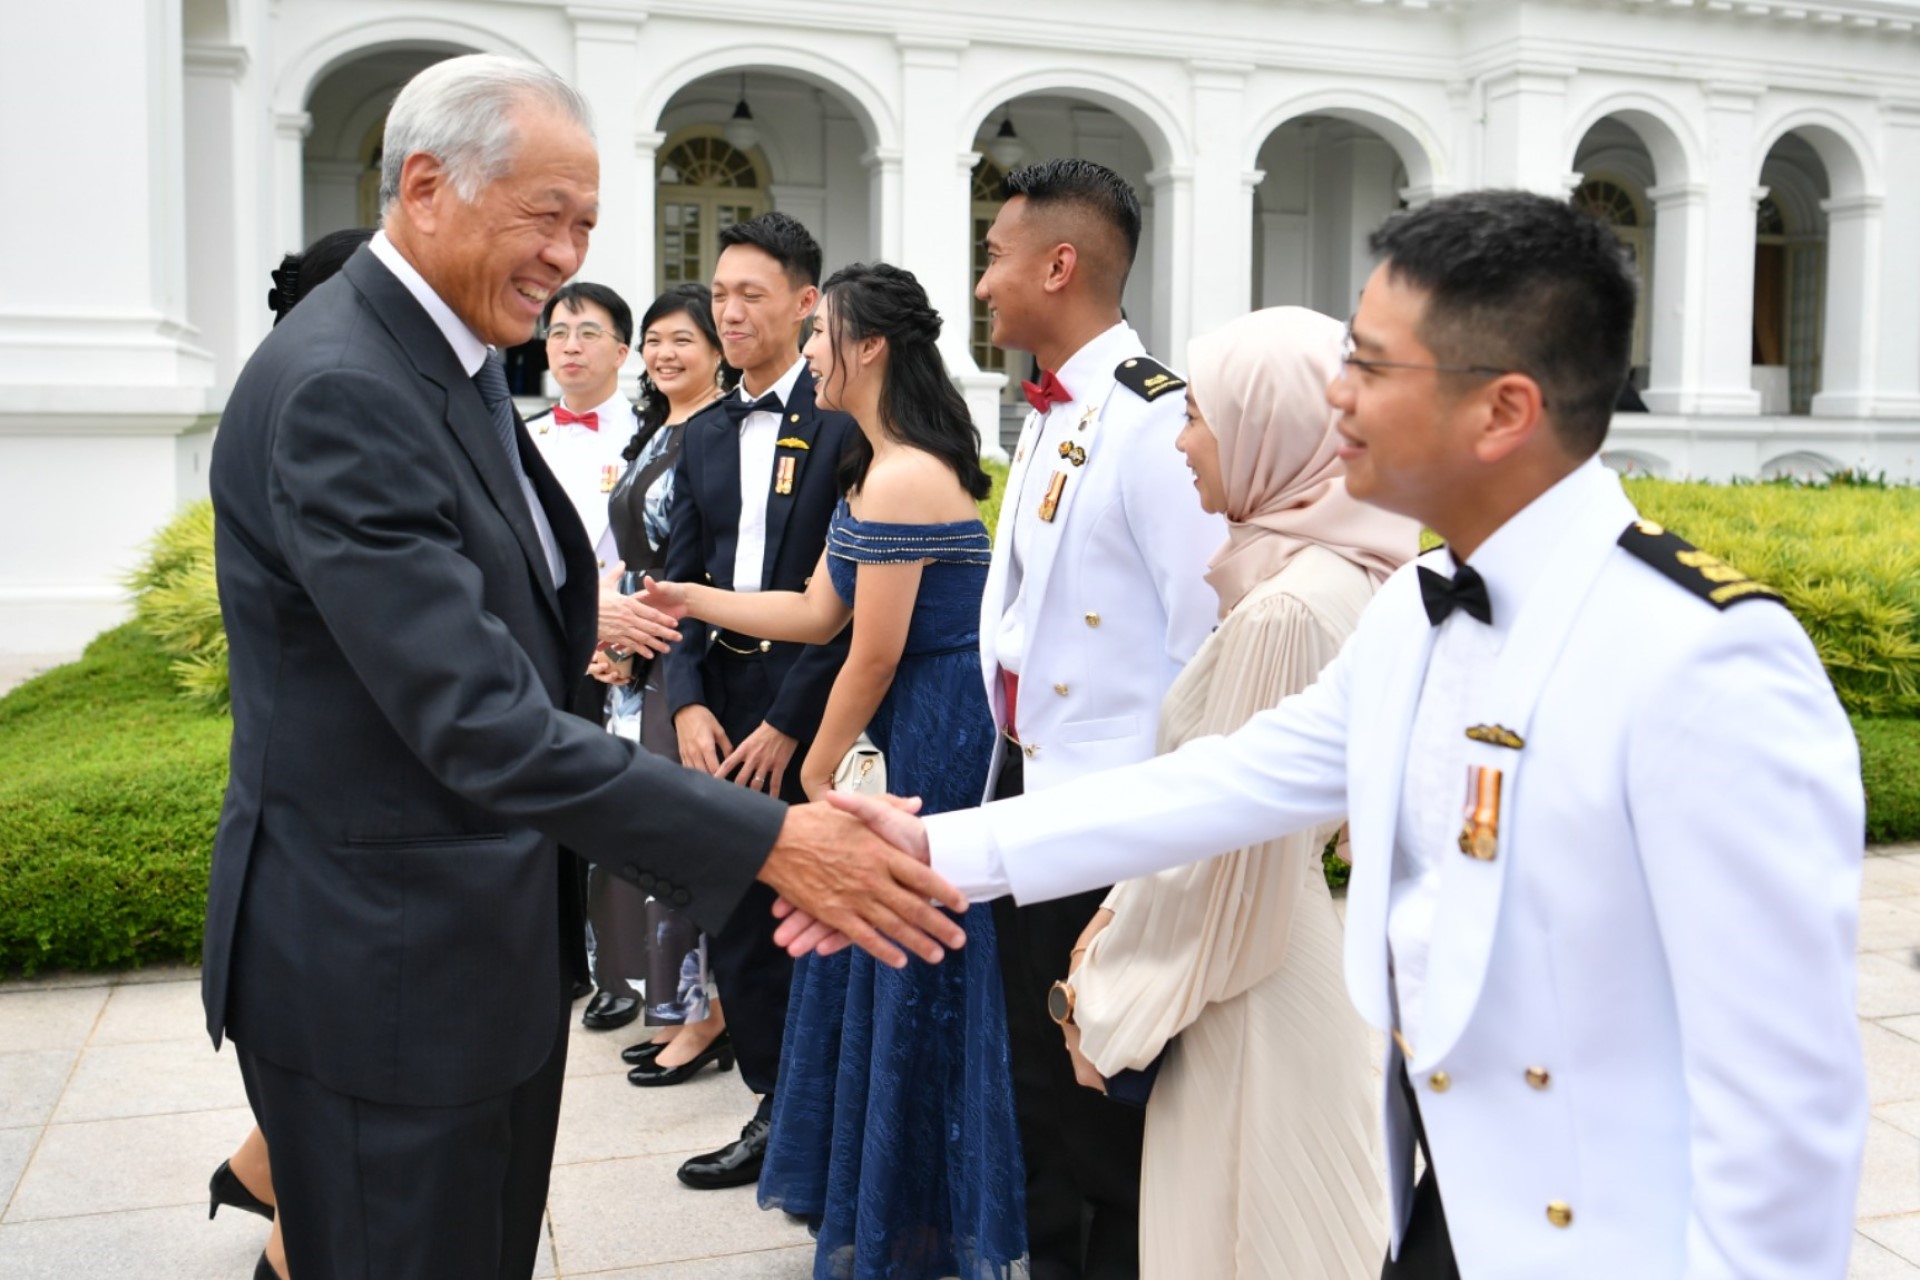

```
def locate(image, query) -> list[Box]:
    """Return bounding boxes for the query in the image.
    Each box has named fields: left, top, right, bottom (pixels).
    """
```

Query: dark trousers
left=703, top=650, right=802, bottom=1106
left=1381, top=1066, right=1462, bottom=1280
left=991, top=747, right=1145, bottom=1280
left=235, top=992, right=569, bottom=1280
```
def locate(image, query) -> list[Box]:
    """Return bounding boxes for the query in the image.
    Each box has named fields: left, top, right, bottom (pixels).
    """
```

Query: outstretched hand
left=637, top=574, right=692, bottom=622
left=771, top=792, right=933, bottom=957
left=758, top=798, right=963, bottom=969
left=598, top=562, right=682, bottom=657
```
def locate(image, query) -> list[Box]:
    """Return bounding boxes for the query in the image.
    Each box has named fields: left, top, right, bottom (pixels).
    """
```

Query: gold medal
left=599, top=464, right=621, bottom=494
left=1457, top=765, right=1502, bottom=861
left=1038, top=471, right=1067, bottom=522
left=774, top=455, right=797, bottom=496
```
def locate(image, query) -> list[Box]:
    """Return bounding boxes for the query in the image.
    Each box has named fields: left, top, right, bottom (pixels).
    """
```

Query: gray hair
left=378, top=54, right=593, bottom=214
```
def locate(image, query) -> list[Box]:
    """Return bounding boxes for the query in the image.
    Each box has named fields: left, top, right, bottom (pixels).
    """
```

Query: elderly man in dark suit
left=201, top=54, right=963, bottom=1280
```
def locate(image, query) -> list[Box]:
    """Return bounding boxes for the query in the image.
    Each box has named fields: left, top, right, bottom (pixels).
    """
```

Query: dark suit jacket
left=201, top=249, right=785, bottom=1107
left=661, top=370, right=853, bottom=738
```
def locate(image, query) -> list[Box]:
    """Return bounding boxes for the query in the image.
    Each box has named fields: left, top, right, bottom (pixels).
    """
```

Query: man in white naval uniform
left=818, top=191, right=1867, bottom=1279
left=527, top=281, right=637, bottom=578
left=973, top=158, right=1223, bottom=1278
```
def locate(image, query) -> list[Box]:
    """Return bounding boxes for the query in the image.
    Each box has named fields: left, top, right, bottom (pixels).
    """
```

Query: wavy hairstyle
left=819, top=262, right=990, bottom=501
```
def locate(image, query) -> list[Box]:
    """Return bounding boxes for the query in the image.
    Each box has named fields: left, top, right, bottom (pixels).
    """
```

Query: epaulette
left=1114, top=356, right=1185, bottom=402
left=1617, top=520, right=1784, bottom=610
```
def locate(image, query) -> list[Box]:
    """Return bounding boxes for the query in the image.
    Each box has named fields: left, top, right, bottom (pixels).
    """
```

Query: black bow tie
left=721, top=391, right=782, bottom=426
left=1419, top=564, right=1493, bottom=627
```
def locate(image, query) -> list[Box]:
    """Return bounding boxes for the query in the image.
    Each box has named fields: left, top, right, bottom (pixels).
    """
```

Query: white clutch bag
left=832, top=734, right=888, bottom=796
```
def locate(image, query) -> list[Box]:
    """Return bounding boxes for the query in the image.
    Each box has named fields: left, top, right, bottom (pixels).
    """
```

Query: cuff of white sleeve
left=926, top=808, right=1009, bottom=903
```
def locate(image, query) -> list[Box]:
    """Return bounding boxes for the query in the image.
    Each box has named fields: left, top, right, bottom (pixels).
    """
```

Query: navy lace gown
left=759, top=502, right=1027, bottom=1280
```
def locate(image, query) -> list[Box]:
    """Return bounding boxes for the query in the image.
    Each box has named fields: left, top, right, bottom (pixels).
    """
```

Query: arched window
left=656, top=129, right=770, bottom=292
left=1573, top=177, right=1650, bottom=372
left=1752, top=192, right=1823, bottom=414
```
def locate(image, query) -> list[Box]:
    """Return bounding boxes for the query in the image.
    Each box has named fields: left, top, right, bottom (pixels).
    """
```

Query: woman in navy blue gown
left=641, top=262, right=1025, bottom=1279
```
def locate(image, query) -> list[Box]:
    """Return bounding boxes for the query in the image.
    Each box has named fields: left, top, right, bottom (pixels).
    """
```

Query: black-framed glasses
left=1339, top=325, right=1544, bottom=406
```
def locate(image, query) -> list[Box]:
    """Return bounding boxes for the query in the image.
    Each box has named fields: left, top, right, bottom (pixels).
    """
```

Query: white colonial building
left=4, top=0, right=1919, bottom=653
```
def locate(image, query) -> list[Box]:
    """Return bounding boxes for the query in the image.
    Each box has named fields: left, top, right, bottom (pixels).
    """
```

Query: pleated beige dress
left=1072, top=544, right=1387, bottom=1278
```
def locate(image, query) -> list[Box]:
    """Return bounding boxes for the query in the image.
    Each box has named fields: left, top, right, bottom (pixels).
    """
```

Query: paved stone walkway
left=3, top=853, right=1920, bottom=1277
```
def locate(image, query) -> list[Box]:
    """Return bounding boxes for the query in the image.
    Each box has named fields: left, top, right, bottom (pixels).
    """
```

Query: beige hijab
left=1187, top=307, right=1419, bottom=617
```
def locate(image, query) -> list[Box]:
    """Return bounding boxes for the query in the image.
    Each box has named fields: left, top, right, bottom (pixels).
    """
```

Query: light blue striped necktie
left=471, top=351, right=564, bottom=587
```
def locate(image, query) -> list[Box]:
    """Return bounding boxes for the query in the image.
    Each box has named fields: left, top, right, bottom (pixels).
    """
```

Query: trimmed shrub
left=1858, top=716, right=1920, bottom=845
left=979, top=456, right=1008, bottom=537
left=0, top=624, right=229, bottom=974
left=1623, top=478, right=1920, bottom=718
left=127, top=499, right=229, bottom=711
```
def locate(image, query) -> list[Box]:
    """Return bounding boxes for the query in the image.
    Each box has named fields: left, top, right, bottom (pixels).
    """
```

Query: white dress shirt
left=731, top=357, right=807, bottom=595
left=993, top=322, right=1135, bottom=676
left=367, top=231, right=565, bottom=586
left=1389, top=478, right=1559, bottom=1054
left=527, top=389, right=635, bottom=569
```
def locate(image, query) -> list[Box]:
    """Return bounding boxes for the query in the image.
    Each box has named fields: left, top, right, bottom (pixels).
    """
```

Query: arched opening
left=966, top=93, right=1172, bottom=445
left=1248, top=116, right=1421, bottom=320
left=302, top=46, right=470, bottom=244
left=1760, top=450, right=1844, bottom=482
left=1753, top=132, right=1833, bottom=415
left=967, top=155, right=1012, bottom=388
left=653, top=69, right=879, bottom=297
left=1570, top=117, right=1661, bottom=391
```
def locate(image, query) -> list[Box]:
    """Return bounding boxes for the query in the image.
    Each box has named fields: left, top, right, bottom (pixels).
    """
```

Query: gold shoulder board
left=1616, top=520, right=1784, bottom=611
left=1113, top=356, right=1187, bottom=402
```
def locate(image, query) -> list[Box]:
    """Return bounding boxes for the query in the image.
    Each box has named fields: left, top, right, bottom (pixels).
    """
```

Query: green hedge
left=6, top=473, right=1920, bottom=973
left=0, top=624, right=228, bottom=973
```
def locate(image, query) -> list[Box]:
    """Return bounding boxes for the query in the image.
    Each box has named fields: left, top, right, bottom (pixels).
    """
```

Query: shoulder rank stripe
left=1617, top=520, right=1784, bottom=610
left=1114, top=356, right=1186, bottom=402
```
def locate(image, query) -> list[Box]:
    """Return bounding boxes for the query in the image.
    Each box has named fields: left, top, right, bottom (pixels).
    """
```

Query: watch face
left=1047, top=981, right=1073, bottom=1026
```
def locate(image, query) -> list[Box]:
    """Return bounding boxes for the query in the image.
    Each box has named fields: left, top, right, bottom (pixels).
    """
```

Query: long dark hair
left=625, top=283, right=737, bottom=462
left=821, top=263, right=990, bottom=500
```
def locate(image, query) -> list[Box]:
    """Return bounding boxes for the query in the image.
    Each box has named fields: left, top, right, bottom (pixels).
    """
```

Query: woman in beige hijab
left=1062, top=306, right=1418, bottom=1277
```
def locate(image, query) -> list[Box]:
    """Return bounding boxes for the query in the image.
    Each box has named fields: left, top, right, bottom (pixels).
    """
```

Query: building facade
left=5, top=0, right=1919, bottom=653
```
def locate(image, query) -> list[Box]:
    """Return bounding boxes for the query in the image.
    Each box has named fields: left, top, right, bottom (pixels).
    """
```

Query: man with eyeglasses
left=529, top=283, right=637, bottom=585
left=817, top=190, right=1867, bottom=1279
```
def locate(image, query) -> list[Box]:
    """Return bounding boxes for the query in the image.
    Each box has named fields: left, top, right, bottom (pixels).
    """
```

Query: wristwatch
left=1047, top=978, right=1077, bottom=1027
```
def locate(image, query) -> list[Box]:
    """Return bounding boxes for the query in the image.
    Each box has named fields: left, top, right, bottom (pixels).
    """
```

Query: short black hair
left=716, top=211, right=823, bottom=288
left=1368, top=190, right=1637, bottom=458
left=268, top=227, right=374, bottom=324
left=1002, top=158, right=1143, bottom=270
left=541, top=281, right=634, bottom=346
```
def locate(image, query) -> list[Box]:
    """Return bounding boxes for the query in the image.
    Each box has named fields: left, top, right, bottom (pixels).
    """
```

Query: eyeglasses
left=1338, top=326, right=1542, bottom=406
left=544, top=323, right=612, bottom=345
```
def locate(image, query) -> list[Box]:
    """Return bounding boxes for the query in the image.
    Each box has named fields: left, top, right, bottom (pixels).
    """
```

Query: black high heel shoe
left=621, top=1036, right=668, bottom=1065
left=209, top=1159, right=274, bottom=1221
left=627, top=1031, right=734, bottom=1087
left=254, top=1253, right=280, bottom=1280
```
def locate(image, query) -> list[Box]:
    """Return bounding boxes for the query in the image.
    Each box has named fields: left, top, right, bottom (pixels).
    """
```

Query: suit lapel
left=759, top=374, right=825, bottom=590
left=1342, top=571, right=1439, bottom=1034
left=690, top=401, right=743, bottom=586
left=343, top=253, right=566, bottom=633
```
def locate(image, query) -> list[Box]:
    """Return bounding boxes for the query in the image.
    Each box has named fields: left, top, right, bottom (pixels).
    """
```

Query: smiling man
left=203, top=56, right=963, bottom=1280
left=824, top=190, right=1868, bottom=1280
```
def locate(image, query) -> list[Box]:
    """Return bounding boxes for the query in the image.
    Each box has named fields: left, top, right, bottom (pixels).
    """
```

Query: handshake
left=755, top=791, right=965, bottom=969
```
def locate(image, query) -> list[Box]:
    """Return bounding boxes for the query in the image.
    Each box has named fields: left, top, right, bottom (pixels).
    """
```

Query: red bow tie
left=1021, top=369, right=1072, bottom=415
left=553, top=405, right=599, bottom=431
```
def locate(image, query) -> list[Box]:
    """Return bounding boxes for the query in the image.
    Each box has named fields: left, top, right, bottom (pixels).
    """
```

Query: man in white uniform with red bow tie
left=528, top=281, right=637, bottom=577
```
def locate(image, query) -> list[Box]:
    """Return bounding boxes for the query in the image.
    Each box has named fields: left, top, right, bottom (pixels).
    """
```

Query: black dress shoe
left=628, top=1032, right=733, bottom=1086
left=581, top=992, right=639, bottom=1031
left=676, top=1114, right=770, bottom=1190
left=209, top=1160, right=273, bottom=1221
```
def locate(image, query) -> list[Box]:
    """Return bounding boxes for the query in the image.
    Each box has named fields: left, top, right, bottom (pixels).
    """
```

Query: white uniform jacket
left=981, top=323, right=1223, bottom=797
left=526, top=392, right=636, bottom=567
left=930, top=459, right=1866, bottom=1279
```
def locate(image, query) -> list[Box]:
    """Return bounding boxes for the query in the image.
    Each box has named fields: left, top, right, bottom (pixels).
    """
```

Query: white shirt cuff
left=926, top=808, right=1009, bottom=902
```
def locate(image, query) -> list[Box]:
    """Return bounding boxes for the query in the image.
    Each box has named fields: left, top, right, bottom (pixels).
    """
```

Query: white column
left=568, top=8, right=646, bottom=306
left=183, top=40, right=251, bottom=393
left=633, top=129, right=664, bottom=305
left=862, top=147, right=904, bottom=263
left=895, top=35, right=1004, bottom=450
left=1809, top=194, right=1882, bottom=418
left=1147, top=166, right=1195, bottom=363
left=273, top=110, right=312, bottom=261
left=1187, top=61, right=1255, bottom=339
left=1479, top=64, right=1573, bottom=194
left=1870, top=99, right=1920, bottom=417
left=1686, top=84, right=1766, bottom=414
left=0, top=0, right=215, bottom=653
left=1642, top=182, right=1707, bottom=413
